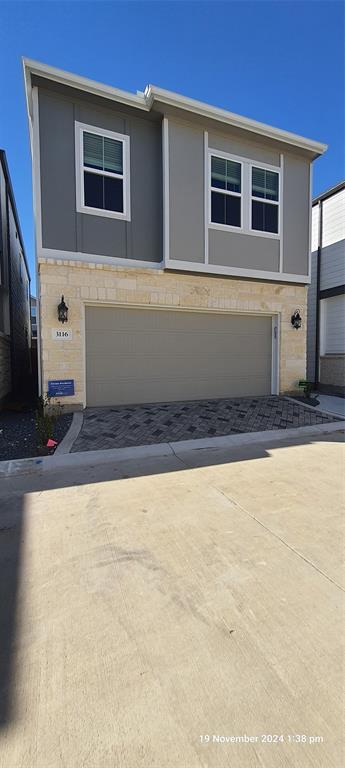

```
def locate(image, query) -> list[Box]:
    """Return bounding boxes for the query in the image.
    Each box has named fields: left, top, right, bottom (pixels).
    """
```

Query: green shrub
left=35, top=394, right=62, bottom=447
left=298, top=380, right=313, bottom=398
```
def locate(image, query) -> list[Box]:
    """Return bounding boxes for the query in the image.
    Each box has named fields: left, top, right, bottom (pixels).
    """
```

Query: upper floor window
left=251, top=167, right=279, bottom=234
left=210, top=155, right=242, bottom=229
left=75, top=122, right=130, bottom=221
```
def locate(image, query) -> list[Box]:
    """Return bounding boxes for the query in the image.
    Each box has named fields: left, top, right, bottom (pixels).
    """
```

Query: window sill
left=209, top=222, right=280, bottom=240
left=77, top=204, right=130, bottom=221
left=209, top=222, right=244, bottom=234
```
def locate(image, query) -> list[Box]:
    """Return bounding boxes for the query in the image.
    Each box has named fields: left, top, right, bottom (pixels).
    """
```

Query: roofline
left=23, top=57, right=327, bottom=158
left=23, top=57, right=149, bottom=119
left=312, top=179, right=345, bottom=205
left=145, top=84, right=327, bottom=157
left=0, top=150, right=30, bottom=281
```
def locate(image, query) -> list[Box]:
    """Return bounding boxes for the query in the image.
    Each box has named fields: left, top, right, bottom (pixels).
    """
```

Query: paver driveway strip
left=0, top=431, right=344, bottom=768
left=71, top=395, right=339, bottom=452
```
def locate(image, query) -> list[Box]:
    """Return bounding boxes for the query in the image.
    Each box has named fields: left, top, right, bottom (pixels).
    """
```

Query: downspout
left=314, top=199, right=323, bottom=387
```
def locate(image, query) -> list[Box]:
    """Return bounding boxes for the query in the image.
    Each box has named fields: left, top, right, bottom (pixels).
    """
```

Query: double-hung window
left=210, top=155, right=242, bottom=228
left=76, top=122, right=130, bottom=220
left=251, top=166, right=279, bottom=234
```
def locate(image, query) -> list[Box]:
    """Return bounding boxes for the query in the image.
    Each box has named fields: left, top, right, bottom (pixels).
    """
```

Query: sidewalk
left=313, top=393, right=345, bottom=419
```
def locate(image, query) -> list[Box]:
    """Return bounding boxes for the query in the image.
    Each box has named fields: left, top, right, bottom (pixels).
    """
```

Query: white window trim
left=75, top=121, right=131, bottom=221
left=208, top=150, right=244, bottom=233
left=208, top=147, right=281, bottom=240
left=250, top=163, right=280, bottom=237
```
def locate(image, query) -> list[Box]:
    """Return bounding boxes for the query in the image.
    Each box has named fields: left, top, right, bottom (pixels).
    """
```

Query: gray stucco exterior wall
left=208, top=230, right=280, bottom=271
left=282, top=154, right=310, bottom=276
left=208, top=130, right=280, bottom=166
left=36, top=83, right=312, bottom=280
left=38, top=88, right=162, bottom=262
left=167, top=116, right=310, bottom=278
left=168, top=120, right=205, bottom=263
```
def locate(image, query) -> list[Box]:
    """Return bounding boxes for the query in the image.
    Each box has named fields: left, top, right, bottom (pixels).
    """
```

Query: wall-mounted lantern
left=291, top=309, right=302, bottom=330
left=57, top=295, right=68, bottom=324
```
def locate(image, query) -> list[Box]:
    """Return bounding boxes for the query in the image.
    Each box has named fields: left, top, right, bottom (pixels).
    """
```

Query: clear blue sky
left=0, top=0, right=344, bottom=293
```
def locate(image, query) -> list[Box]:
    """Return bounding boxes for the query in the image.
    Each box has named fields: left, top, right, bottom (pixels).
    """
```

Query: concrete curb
left=0, top=420, right=343, bottom=479
left=55, top=412, right=84, bottom=455
left=285, top=396, right=322, bottom=412
left=169, top=420, right=345, bottom=453
left=285, top=396, right=345, bottom=419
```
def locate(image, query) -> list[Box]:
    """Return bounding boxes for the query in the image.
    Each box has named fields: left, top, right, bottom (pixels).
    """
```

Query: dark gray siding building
left=0, top=151, right=31, bottom=401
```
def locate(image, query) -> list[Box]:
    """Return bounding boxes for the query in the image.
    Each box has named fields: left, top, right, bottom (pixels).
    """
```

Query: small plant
left=298, top=379, right=313, bottom=399
left=35, top=394, right=62, bottom=447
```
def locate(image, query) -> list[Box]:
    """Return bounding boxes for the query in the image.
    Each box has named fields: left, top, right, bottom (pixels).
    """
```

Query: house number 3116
left=52, top=328, right=72, bottom=340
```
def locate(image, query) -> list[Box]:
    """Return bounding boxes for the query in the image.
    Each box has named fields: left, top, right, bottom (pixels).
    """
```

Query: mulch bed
left=0, top=409, right=72, bottom=461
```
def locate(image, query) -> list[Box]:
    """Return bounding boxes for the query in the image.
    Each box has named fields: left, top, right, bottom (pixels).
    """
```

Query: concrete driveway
left=0, top=430, right=344, bottom=767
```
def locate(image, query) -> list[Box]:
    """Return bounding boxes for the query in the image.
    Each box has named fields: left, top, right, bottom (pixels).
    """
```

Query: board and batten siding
left=168, top=120, right=205, bottom=263
left=167, top=117, right=310, bottom=278
left=37, top=86, right=163, bottom=263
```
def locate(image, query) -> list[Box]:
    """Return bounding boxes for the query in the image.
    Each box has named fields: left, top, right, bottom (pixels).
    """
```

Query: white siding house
left=307, top=182, right=345, bottom=392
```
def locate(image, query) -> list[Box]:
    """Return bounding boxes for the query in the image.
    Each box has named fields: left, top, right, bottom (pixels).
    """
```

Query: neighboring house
left=0, top=150, right=31, bottom=403
left=30, top=294, right=38, bottom=395
left=30, top=294, right=37, bottom=339
left=24, top=59, right=326, bottom=410
left=307, top=181, right=345, bottom=394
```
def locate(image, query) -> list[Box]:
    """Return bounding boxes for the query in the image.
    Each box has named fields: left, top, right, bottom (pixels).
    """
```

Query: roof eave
left=146, top=84, right=327, bottom=158
left=23, top=57, right=149, bottom=115
left=312, top=179, right=345, bottom=205
left=22, top=58, right=327, bottom=159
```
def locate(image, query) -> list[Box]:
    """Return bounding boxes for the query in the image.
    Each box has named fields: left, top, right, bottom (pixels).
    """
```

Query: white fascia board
left=145, top=84, right=327, bottom=158
left=23, top=57, right=149, bottom=117
left=22, top=58, right=327, bottom=159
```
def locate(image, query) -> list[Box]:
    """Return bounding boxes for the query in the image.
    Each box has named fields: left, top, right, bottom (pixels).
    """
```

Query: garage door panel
left=86, top=306, right=272, bottom=406
left=86, top=307, right=261, bottom=334
left=87, top=351, right=271, bottom=380
left=87, top=374, right=270, bottom=406
left=86, top=328, right=270, bottom=357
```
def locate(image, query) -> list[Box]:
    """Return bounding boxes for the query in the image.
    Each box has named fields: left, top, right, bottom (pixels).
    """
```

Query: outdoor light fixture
left=291, top=309, right=302, bottom=329
left=57, top=295, right=68, bottom=324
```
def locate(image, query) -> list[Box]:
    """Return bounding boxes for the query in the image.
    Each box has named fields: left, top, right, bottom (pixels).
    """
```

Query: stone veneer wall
left=38, top=258, right=308, bottom=408
left=0, top=333, right=11, bottom=402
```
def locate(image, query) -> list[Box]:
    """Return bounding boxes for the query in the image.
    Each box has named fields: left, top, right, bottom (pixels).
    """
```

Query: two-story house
left=0, top=150, right=31, bottom=403
left=24, top=59, right=326, bottom=410
left=307, top=181, right=345, bottom=395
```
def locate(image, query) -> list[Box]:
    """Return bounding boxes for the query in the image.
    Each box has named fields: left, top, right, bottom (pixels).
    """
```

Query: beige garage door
left=85, top=306, right=272, bottom=406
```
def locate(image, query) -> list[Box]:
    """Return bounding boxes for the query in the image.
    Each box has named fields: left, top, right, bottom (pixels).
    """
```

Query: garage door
left=85, top=306, right=272, bottom=406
